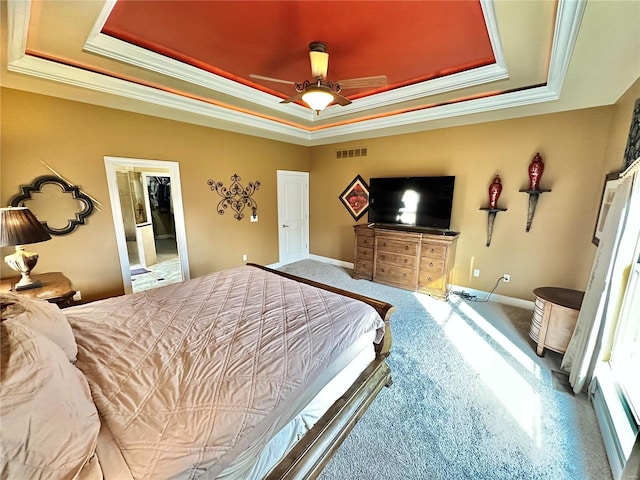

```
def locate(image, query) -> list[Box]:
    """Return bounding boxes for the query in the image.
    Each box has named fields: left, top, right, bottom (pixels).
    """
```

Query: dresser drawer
left=420, top=257, right=445, bottom=273
left=376, top=237, right=418, bottom=255
left=421, top=243, right=447, bottom=259
left=354, top=259, right=374, bottom=279
left=377, top=251, right=417, bottom=269
left=375, top=263, right=416, bottom=289
left=357, top=235, right=375, bottom=249
left=418, top=271, right=445, bottom=291
left=357, top=246, right=374, bottom=260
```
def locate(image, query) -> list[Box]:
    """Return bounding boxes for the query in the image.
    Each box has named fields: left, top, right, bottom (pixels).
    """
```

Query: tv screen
left=368, top=176, right=455, bottom=229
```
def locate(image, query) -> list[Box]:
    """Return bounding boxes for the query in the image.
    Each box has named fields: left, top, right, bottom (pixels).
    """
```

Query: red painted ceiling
left=102, top=1, right=495, bottom=99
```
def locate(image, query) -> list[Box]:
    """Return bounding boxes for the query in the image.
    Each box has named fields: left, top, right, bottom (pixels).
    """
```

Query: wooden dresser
left=353, top=224, right=459, bottom=300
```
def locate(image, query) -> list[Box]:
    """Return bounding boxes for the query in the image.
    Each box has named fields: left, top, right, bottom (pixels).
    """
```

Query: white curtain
left=561, top=175, right=634, bottom=393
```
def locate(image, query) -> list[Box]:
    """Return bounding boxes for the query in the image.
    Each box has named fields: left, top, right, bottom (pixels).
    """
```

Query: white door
left=277, top=170, right=309, bottom=265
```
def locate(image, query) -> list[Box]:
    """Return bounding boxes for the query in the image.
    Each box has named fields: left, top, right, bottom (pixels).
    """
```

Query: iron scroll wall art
left=10, top=175, right=95, bottom=235
left=207, top=174, right=261, bottom=221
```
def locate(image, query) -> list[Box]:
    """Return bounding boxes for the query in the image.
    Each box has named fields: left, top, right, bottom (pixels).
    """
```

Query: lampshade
left=302, top=85, right=334, bottom=114
left=309, top=50, right=329, bottom=79
left=1, top=207, right=51, bottom=247
left=1, top=207, right=51, bottom=291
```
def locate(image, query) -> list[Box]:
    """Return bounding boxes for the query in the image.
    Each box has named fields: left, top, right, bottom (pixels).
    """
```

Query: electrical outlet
left=242, top=254, right=248, bottom=262
left=502, top=274, right=510, bottom=283
left=473, top=269, right=480, bottom=277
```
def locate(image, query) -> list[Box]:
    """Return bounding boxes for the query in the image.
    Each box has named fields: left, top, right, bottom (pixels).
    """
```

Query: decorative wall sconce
left=479, top=174, right=507, bottom=246
left=207, top=174, right=261, bottom=221
left=519, top=153, right=551, bottom=232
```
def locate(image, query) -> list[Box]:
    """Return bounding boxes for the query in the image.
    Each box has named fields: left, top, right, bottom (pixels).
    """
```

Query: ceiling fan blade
left=249, top=74, right=297, bottom=85
left=337, top=75, right=387, bottom=89
left=280, top=92, right=305, bottom=104
left=331, top=91, right=352, bottom=107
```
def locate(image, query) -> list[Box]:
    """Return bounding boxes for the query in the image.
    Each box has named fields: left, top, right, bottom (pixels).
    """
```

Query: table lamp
left=1, top=207, right=51, bottom=290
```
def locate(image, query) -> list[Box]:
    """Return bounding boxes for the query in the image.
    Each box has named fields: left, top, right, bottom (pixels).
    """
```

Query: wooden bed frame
left=248, top=264, right=394, bottom=479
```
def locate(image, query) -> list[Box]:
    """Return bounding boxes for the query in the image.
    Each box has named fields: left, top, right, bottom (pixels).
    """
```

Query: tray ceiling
left=2, top=0, right=639, bottom=146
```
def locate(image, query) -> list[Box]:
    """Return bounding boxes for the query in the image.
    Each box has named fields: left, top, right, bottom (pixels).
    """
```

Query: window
left=609, top=260, right=640, bottom=424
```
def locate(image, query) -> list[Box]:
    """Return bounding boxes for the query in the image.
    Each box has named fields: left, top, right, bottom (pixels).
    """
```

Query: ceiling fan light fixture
left=309, top=50, right=329, bottom=79
left=302, top=85, right=334, bottom=115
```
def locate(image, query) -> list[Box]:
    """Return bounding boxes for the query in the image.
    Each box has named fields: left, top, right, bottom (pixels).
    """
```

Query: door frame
left=277, top=170, right=309, bottom=266
left=104, top=156, right=190, bottom=294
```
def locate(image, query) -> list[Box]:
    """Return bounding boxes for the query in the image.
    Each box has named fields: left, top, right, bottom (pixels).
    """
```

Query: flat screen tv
left=368, top=176, right=455, bottom=230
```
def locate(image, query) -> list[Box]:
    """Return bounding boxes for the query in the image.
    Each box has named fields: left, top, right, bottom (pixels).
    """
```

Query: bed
left=1, top=263, right=393, bottom=479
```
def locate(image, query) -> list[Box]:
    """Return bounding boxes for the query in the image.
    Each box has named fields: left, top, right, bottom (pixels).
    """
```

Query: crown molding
left=83, top=0, right=509, bottom=121
left=5, top=0, right=586, bottom=146
left=7, top=55, right=313, bottom=144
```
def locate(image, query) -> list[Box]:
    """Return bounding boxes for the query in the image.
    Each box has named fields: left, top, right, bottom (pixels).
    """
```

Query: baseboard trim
left=305, top=255, right=533, bottom=309
left=450, top=284, right=535, bottom=310
left=309, top=254, right=354, bottom=269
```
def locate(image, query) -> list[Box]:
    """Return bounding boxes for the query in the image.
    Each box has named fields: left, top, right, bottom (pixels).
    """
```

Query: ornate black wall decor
left=207, top=174, right=261, bottom=221
left=10, top=175, right=95, bottom=235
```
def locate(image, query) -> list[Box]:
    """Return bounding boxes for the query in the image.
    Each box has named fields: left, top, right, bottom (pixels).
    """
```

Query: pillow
left=1, top=292, right=77, bottom=362
left=0, top=321, right=101, bottom=479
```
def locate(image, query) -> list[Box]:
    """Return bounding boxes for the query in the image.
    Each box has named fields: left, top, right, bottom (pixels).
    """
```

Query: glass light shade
left=309, top=50, right=329, bottom=79
left=302, top=86, right=334, bottom=114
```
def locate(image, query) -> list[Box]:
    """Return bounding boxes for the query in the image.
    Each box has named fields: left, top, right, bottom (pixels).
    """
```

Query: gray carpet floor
left=278, top=260, right=611, bottom=480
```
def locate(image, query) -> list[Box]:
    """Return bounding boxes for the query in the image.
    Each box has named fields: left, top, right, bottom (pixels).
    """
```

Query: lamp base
left=14, top=279, right=43, bottom=291
left=4, top=247, right=41, bottom=291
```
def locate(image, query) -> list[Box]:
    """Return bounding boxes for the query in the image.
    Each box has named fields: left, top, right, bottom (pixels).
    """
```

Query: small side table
left=529, top=286, right=584, bottom=356
left=1, top=272, right=76, bottom=308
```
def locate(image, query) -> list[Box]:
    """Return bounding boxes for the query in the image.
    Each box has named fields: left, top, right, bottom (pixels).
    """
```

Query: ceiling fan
left=250, top=41, right=387, bottom=115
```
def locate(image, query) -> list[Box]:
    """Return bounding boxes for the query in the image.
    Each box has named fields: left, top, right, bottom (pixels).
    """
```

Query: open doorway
left=104, top=157, right=190, bottom=294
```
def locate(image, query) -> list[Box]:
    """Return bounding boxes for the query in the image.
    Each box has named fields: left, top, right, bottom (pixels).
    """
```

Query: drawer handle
left=404, top=258, right=408, bottom=264
left=430, top=248, right=435, bottom=253
left=381, top=268, right=385, bottom=273
left=403, top=273, right=406, bottom=278
left=405, top=245, right=409, bottom=250
left=382, top=242, right=387, bottom=246
left=428, top=276, right=432, bottom=281
left=429, top=262, right=433, bottom=267
left=381, top=255, right=385, bottom=260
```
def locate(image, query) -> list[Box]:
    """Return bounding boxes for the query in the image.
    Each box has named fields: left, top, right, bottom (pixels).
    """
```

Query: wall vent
left=336, top=147, right=368, bottom=159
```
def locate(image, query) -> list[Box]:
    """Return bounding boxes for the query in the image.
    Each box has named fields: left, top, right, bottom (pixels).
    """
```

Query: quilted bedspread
left=64, top=265, right=384, bottom=480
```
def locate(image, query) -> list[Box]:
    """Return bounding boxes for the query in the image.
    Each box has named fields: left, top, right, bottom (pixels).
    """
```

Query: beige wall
left=308, top=103, right=637, bottom=300
left=603, top=78, right=640, bottom=172
left=2, top=78, right=638, bottom=303
left=1, top=88, right=309, bottom=301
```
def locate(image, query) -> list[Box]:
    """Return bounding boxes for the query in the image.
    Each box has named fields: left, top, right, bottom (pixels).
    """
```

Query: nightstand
left=529, top=286, right=584, bottom=356
left=0, top=272, right=76, bottom=308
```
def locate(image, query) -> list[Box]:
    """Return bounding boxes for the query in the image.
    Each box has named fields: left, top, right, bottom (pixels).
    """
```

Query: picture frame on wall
left=592, top=171, right=622, bottom=246
left=622, top=98, right=640, bottom=170
left=339, top=175, right=369, bottom=221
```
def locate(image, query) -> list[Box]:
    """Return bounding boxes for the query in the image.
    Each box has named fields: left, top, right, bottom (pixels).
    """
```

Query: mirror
left=10, top=175, right=94, bottom=235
